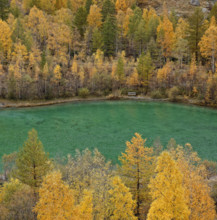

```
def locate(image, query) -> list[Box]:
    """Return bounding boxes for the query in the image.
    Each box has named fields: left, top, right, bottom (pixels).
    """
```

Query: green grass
left=0, top=101, right=217, bottom=167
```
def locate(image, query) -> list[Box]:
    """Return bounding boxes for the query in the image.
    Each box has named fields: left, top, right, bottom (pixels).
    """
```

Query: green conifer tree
left=102, top=15, right=117, bottom=56
left=74, top=7, right=87, bottom=38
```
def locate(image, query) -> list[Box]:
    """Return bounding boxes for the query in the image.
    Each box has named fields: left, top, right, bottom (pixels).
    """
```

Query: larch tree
left=169, top=144, right=217, bottom=220
left=119, top=133, right=155, bottom=219
left=127, top=68, right=139, bottom=89
left=87, top=4, right=102, bottom=29
left=65, top=148, right=113, bottom=219
left=147, top=151, right=190, bottom=220
left=0, top=19, right=12, bottom=60
left=115, top=56, right=125, bottom=83
left=174, top=18, right=189, bottom=68
left=115, top=0, right=128, bottom=12
left=14, top=129, right=52, bottom=193
left=157, top=11, right=175, bottom=59
left=157, top=61, right=173, bottom=88
left=107, top=176, right=137, bottom=220
left=34, top=171, right=93, bottom=220
left=137, top=51, right=153, bottom=94
left=199, top=16, right=217, bottom=73
left=187, top=7, right=206, bottom=61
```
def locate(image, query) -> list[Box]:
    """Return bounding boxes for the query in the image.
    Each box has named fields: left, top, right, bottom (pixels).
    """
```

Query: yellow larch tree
left=27, top=7, right=48, bottom=46
left=123, top=8, right=133, bottom=36
left=169, top=144, right=216, bottom=220
left=157, top=10, right=175, bottom=58
left=187, top=53, right=197, bottom=95
left=39, top=0, right=56, bottom=14
left=199, top=16, right=217, bottom=73
left=127, top=68, right=139, bottom=88
left=34, top=171, right=93, bottom=220
left=107, top=176, right=137, bottom=220
left=115, top=0, right=128, bottom=12
left=147, top=151, right=190, bottom=220
left=157, top=61, right=173, bottom=87
left=53, top=64, right=62, bottom=83
left=0, top=19, right=12, bottom=59
left=87, top=4, right=102, bottom=29
left=119, top=133, right=155, bottom=219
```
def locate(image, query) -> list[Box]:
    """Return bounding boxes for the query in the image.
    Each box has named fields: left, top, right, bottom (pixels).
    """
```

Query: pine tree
left=85, top=0, right=92, bottom=13
left=0, top=0, right=9, bottom=20
left=187, top=7, right=206, bottom=61
left=115, top=56, right=125, bottom=82
left=92, top=28, right=103, bottom=53
left=119, top=133, right=155, bottom=219
left=74, top=7, right=87, bottom=38
left=101, top=0, right=115, bottom=21
left=147, top=151, right=190, bottom=220
left=14, top=129, right=52, bottom=191
left=102, top=15, right=117, bottom=56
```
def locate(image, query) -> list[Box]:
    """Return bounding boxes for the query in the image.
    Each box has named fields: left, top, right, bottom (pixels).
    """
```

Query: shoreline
left=0, top=96, right=212, bottom=109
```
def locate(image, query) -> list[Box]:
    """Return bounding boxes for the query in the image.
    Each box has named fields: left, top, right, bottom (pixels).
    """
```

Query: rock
left=202, top=7, right=209, bottom=13
left=190, top=0, right=200, bottom=6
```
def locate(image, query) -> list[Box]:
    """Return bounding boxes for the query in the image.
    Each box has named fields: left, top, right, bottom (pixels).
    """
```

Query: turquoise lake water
left=0, top=100, right=217, bottom=164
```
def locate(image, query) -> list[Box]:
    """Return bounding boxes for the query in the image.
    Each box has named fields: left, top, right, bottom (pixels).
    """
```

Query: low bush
left=78, top=88, right=89, bottom=98
left=168, top=86, right=180, bottom=101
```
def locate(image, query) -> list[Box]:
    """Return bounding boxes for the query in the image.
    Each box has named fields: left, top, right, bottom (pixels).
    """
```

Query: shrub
left=78, top=88, right=89, bottom=98
left=150, top=90, right=163, bottom=99
left=168, top=86, right=180, bottom=101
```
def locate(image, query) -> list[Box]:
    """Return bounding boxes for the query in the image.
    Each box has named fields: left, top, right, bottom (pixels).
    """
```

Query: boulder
left=190, top=0, right=200, bottom=6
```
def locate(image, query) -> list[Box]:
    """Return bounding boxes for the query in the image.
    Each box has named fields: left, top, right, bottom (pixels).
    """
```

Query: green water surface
left=0, top=101, right=217, bottom=164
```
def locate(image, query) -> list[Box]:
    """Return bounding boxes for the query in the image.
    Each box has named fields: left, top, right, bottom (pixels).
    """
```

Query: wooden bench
left=128, top=92, right=137, bottom=96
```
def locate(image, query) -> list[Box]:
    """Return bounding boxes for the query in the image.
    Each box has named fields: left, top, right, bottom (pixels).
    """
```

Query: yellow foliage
left=115, top=0, right=128, bottom=12
left=34, top=171, right=93, bottom=220
left=107, top=176, right=137, bottom=220
left=189, top=54, right=197, bottom=78
left=175, top=18, right=189, bottom=40
left=0, top=19, right=12, bottom=59
left=87, top=5, right=102, bottom=28
left=157, top=14, right=175, bottom=58
left=148, top=151, right=190, bottom=220
left=28, top=7, right=48, bottom=42
left=72, top=57, right=78, bottom=73
left=39, top=0, right=56, bottom=14
left=119, top=133, right=155, bottom=218
left=127, top=68, right=139, bottom=87
left=123, top=8, right=133, bottom=36
left=169, top=144, right=216, bottom=220
left=157, top=61, right=172, bottom=83
left=53, top=65, right=62, bottom=82
left=199, top=17, right=217, bottom=72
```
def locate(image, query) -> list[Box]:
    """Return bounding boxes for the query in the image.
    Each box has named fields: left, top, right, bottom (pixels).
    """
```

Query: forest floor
left=0, top=95, right=207, bottom=109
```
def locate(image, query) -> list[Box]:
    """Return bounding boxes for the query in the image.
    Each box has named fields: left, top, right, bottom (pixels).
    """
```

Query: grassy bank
left=0, top=95, right=214, bottom=109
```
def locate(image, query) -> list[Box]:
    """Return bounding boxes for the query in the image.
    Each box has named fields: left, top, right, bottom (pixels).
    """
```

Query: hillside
left=142, top=0, right=213, bottom=16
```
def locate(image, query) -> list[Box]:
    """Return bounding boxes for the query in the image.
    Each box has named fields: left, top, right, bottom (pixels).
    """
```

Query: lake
left=0, top=100, right=217, bottom=164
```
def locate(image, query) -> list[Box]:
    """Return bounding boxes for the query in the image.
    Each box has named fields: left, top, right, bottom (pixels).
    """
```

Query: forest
left=0, top=129, right=217, bottom=219
left=1, top=0, right=217, bottom=106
